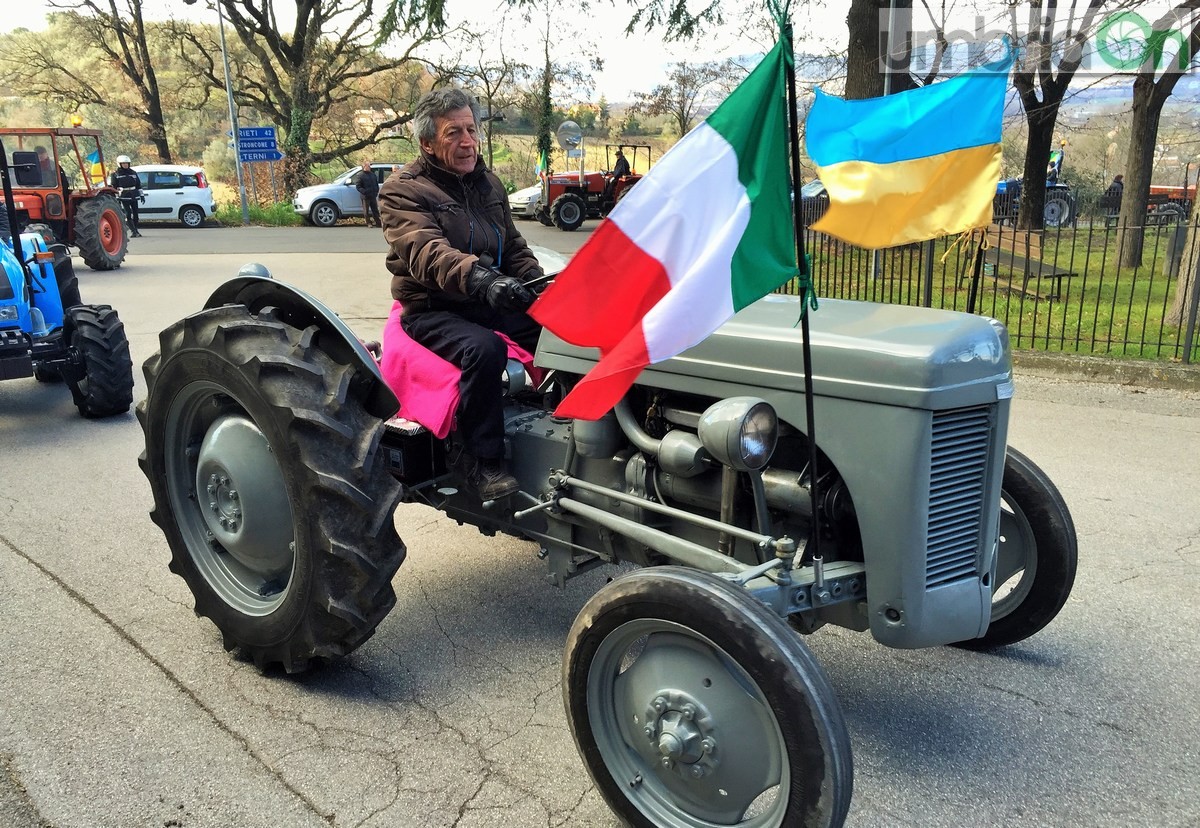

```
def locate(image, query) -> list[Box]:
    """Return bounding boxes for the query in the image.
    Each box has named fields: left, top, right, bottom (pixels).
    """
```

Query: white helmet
left=116, top=155, right=131, bottom=165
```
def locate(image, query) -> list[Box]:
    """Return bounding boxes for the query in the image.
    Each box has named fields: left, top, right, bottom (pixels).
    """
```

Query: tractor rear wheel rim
left=164, top=380, right=296, bottom=614
left=100, top=209, right=122, bottom=254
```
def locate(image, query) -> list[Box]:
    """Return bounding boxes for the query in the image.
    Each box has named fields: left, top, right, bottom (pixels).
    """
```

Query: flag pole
left=780, top=14, right=824, bottom=566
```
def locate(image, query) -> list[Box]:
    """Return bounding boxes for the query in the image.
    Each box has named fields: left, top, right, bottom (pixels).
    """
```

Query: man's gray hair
left=411, top=89, right=481, bottom=144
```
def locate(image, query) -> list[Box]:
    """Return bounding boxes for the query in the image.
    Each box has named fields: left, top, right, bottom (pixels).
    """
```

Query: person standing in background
left=356, top=161, right=382, bottom=227
left=109, top=155, right=143, bottom=237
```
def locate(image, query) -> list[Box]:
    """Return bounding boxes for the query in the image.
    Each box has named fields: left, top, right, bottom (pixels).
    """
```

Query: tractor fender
left=203, top=275, right=398, bottom=420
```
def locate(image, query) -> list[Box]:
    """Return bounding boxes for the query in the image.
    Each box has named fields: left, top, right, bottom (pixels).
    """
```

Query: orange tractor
left=0, top=127, right=127, bottom=270
left=537, top=143, right=652, bottom=231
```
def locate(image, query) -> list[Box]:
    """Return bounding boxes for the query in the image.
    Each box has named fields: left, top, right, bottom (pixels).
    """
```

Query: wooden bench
left=981, top=224, right=1078, bottom=300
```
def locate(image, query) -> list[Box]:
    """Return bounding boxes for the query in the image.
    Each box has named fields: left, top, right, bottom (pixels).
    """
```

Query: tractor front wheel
left=137, top=304, right=406, bottom=672
left=63, top=304, right=134, bottom=418
left=552, top=193, right=587, bottom=231
left=564, top=567, right=853, bottom=827
left=74, top=194, right=128, bottom=270
left=953, top=448, right=1077, bottom=650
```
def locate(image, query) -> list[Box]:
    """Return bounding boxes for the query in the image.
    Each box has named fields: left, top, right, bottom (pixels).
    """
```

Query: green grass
left=214, top=201, right=304, bottom=227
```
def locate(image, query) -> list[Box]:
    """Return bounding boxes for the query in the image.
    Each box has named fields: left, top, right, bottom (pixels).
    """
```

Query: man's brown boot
left=449, top=449, right=518, bottom=500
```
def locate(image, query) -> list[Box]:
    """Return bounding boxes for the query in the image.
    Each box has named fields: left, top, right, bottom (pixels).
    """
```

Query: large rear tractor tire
left=63, top=304, right=134, bottom=418
left=552, top=193, right=587, bottom=231
left=565, top=567, right=853, bottom=827
left=137, top=304, right=407, bottom=672
left=74, top=194, right=128, bottom=271
left=953, top=447, right=1077, bottom=650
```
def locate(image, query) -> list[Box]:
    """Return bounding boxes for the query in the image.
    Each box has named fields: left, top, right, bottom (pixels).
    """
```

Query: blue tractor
left=1, top=139, right=133, bottom=417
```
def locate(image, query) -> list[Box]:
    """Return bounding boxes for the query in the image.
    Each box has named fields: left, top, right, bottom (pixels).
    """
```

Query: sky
left=1, top=0, right=847, bottom=102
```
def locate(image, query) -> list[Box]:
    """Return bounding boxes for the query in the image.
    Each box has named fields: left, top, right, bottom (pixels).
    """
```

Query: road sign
left=236, top=126, right=279, bottom=163
left=239, top=149, right=284, bottom=163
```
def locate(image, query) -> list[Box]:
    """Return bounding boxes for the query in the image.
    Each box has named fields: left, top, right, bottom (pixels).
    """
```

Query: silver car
left=508, top=183, right=543, bottom=219
left=293, top=163, right=403, bottom=227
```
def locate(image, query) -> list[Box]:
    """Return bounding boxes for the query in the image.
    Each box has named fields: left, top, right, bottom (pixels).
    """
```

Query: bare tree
left=447, top=25, right=531, bottom=167
left=174, top=0, right=452, bottom=193
left=1116, top=3, right=1200, bottom=267
left=1, top=0, right=184, bottom=161
left=1009, top=0, right=1108, bottom=231
left=630, top=60, right=729, bottom=137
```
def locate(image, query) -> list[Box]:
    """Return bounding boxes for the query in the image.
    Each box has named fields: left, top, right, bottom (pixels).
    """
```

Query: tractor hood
left=535, top=295, right=1012, bottom=411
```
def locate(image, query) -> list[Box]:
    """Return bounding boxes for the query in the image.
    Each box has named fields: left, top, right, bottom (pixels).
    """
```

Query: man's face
left=421, top=106, right=479, bottom=175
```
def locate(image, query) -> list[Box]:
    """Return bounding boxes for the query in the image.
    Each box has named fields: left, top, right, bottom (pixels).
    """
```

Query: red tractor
left=537, top=143, right=652, bottom=231
left=0, top=126, right=128, bottom=270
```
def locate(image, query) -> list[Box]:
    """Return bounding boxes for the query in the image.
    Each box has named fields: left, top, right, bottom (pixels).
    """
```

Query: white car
left=508, top=183, right=543, bottom=218
left=132, top=164, right=216, bottom=228
left=293, top=163, right=403, bottom=227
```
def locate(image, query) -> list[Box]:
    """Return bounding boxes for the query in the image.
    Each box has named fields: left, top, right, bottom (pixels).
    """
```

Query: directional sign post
left=238, top=127, right=282, bottom=164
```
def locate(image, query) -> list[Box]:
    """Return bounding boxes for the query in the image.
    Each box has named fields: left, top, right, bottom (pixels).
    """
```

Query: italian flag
left=530, top=38, right=796, bottom=420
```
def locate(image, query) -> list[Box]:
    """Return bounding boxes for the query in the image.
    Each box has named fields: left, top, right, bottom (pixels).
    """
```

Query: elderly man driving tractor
left=379, top=88, right=544, bottom=501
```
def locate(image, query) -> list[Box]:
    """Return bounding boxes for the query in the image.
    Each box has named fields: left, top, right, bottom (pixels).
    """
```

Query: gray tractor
left=138, top=272, right=1075, bottom=827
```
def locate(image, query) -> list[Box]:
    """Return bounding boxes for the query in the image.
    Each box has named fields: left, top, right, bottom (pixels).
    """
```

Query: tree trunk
left=845, top=0, right=919, bottom=100
left=1166, top=218, right=1200, bottom=328
left=282, top=105, right=315, bottom=195
left=1017, top=109, right=1057, bottom=231
left=1118, top=65, right=1185, bottom=267
left=145, top=93, right=172, bottom=163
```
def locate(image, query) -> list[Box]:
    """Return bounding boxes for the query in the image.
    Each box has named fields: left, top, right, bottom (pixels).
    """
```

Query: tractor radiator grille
left=926, top=406, right=992, bottom=588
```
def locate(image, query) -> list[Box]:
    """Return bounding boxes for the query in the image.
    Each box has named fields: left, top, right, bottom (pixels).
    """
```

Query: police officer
left=109, top=155, right=143, bottom=237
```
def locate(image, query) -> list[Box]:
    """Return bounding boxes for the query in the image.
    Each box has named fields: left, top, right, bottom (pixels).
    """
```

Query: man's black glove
left=466, top=264, right=535, bottom=313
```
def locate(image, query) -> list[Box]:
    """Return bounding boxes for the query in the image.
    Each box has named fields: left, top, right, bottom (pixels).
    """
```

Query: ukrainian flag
left=86, top=149, right=104, bottom=184
left=806, top=53, right=1013, bottom=249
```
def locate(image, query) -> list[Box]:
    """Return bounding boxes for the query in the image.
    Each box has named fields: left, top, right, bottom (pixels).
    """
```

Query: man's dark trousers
left=120, top=198, right=139, bottom=233
left=401, top=303, right=540, bottom=460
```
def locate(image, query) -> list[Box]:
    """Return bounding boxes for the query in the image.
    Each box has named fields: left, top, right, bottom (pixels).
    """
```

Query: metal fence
left=780, top=205, right=1200, bottom=366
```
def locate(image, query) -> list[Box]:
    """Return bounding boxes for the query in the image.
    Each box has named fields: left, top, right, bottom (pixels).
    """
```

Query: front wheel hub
left=643, top=691, right=719, bottom=779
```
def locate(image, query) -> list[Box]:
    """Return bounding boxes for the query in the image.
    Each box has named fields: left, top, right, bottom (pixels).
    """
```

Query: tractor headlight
left=697, top=397, right=778, bottom=472
left=0, top=306, right=18, bottom=323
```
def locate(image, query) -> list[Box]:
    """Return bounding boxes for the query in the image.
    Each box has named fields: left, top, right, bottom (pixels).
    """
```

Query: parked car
left=132, top=164, right=216, bottom=228
left=508, top=183, right=542, bottom=219
left=293, top=163, right=403, bottom=227
left=798, top=179, right=829, bottom=225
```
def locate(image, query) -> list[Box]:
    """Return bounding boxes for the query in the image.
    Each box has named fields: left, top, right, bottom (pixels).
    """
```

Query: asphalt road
left=1, top=218, right=1198, bottom=828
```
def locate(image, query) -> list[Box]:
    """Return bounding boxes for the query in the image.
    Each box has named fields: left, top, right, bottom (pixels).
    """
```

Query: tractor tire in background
left=63, top=304, right=134, bottom=418
left=1043, top=195, right=1073, bottom=228
left=552, top=193, right=587, bottom=231
left=51, top=243, right=82, bottom=309
left=74, top=194, right=127, bottom=271
left=536, top=208, right=554, bottom=227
